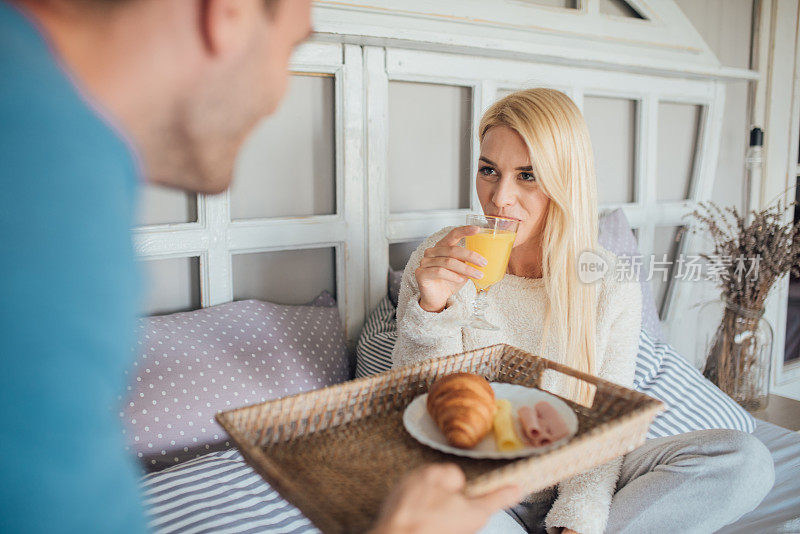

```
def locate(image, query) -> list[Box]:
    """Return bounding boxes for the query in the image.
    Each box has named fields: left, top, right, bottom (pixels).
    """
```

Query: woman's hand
left=371, top=464, right=523, bottom=534
left=561, top=528, right=580, bottom=534
left=416, top=226, right=487, bottom=313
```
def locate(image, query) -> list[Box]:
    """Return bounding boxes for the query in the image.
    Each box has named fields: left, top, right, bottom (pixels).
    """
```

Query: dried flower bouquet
left=686, top=201, right=800, bottom=409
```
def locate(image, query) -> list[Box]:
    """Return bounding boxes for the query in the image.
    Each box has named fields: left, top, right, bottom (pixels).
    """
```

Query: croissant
left=426, top=372, right=496, bottom=449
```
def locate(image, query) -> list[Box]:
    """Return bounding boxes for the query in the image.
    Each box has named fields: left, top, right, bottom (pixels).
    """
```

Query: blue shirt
left=0, top=3, right=147, bottom=532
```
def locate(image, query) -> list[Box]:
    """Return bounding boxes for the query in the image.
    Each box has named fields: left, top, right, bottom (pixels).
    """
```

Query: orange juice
left=465, top=229, right=516, bottom=290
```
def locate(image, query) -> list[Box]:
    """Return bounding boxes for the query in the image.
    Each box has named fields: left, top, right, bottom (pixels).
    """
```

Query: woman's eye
left=519, top=172, right=536, bottom=182
left=479, top=166, right=497, bottom=176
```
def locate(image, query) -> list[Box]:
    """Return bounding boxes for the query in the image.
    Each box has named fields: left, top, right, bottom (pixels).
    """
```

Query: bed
left=128, top=261, right=800, bottom=533
left=137, top=404, right=800, bottom=534
left=127, top=211, right=800, bottom=532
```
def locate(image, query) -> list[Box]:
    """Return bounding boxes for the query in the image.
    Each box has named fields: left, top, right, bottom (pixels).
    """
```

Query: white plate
left=403, top=383, right=578, bottom=460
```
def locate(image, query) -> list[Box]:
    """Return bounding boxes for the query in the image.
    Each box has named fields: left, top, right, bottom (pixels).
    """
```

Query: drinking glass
left=462, top=214, right=519, bottom=330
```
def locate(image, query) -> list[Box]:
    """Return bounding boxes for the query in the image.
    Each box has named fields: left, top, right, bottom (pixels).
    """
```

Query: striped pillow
left=355, top=296, right=397, bottom=378
left=634, top=329, right=756, bottom=439
left=141, top=449, right=317, bottom=533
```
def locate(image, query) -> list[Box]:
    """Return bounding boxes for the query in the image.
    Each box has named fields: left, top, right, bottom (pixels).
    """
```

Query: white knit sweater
left=391, top=227, right=642, bottom=534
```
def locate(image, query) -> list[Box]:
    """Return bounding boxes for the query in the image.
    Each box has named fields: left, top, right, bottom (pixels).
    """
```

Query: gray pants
left=483, top=429, right=775, bottom=534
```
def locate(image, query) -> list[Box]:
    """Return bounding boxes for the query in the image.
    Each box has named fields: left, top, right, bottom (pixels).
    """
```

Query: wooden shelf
left=751, top=394, right=800, bottom=431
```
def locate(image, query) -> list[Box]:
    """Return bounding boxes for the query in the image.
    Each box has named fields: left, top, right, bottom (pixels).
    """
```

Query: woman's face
left=476, top=126, right=550, bottom=249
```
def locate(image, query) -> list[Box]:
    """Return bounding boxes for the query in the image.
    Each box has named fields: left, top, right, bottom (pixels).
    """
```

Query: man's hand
left=371, top=464, right=523, bottom=534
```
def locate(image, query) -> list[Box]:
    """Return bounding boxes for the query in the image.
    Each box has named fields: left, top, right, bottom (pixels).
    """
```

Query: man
left=0, top=1, right=521, bottom=532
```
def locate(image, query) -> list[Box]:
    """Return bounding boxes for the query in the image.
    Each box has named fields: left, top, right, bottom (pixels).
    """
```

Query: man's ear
left=199, top=0, right=258, bottom=57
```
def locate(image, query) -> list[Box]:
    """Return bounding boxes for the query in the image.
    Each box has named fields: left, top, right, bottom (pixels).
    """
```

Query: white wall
left=666, top=0, right=754, bottom=367
left=675, top=0, right=753, bottom=211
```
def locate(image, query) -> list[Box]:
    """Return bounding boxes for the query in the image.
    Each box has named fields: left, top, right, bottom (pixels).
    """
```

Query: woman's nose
left=492, top=176, right=516, bottom=209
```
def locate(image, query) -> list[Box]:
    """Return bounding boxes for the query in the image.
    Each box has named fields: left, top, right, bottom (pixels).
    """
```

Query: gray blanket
left=717, top=420, right=800, bottom=533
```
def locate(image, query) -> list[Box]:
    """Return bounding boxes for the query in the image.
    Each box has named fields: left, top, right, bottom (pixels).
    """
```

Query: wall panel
left=584, top=96, right=637, bottom=204
left=388, top=82, right=472, bottom=213
left=141, top=257, right=201, bottom=316
left=657, top=102, right=702, bottom=201
left=231, top=74, right=336, bottom=220
left=232, top=247, right=336, bottom=305
left=138, top=185, right=197, bottom=226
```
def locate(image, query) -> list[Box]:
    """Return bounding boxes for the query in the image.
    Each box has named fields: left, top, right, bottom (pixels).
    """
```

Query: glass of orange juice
left=462, top=214, right=519, bottom=330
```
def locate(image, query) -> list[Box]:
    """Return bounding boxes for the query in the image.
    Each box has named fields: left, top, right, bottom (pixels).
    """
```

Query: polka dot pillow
left=122, top=293, right=350, bottom=471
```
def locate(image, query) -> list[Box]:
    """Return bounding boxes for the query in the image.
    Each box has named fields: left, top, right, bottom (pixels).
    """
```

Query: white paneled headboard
left=135, top=42, right=367, bottom=344
left=134, top=0, right=757, bottom=349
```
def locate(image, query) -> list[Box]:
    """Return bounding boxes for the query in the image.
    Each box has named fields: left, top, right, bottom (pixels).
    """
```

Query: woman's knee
left=716, top=430, right=775, bottom=509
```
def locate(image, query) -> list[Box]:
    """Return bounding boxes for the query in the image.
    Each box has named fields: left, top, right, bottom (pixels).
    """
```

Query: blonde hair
left=479, top=88, right=599, bottom=406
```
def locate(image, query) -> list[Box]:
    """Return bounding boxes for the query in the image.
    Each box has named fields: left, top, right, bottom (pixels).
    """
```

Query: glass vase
left=700, top=298, right=773, bottom=412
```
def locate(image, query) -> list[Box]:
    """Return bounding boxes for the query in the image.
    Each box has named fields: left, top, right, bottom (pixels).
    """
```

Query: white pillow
left=598, top=208, right=664, bottom=340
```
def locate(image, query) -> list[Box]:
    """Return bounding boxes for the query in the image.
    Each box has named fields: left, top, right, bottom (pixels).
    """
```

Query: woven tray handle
left=498, top=347, right=618, bottom=408
left=545, top=357, right=643, bottom=406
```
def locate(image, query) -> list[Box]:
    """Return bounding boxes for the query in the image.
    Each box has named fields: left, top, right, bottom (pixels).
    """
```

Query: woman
left=391, top=89, right=774, bottom=534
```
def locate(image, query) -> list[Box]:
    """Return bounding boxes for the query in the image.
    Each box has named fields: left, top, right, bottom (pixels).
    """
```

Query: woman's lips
left=492, top=214, right=523, bottom=222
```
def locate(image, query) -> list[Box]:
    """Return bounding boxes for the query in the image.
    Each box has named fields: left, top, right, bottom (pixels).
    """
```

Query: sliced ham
left=535, top=401, right=570, bottom=442
left=517, top=405, right=545, bottom=445
left=517, top=401, right=570, bottom=447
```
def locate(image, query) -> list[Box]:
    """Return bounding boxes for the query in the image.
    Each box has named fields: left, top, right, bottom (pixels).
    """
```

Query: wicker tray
left=216, top=344, right=664, bottom=533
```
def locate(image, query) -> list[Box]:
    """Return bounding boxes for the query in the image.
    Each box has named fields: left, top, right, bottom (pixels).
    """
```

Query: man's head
left=23, top=0, right=313, bottom=193
left=160, top=0, right=313, bottom=194
left=151, top=0, right=313, bottom=193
